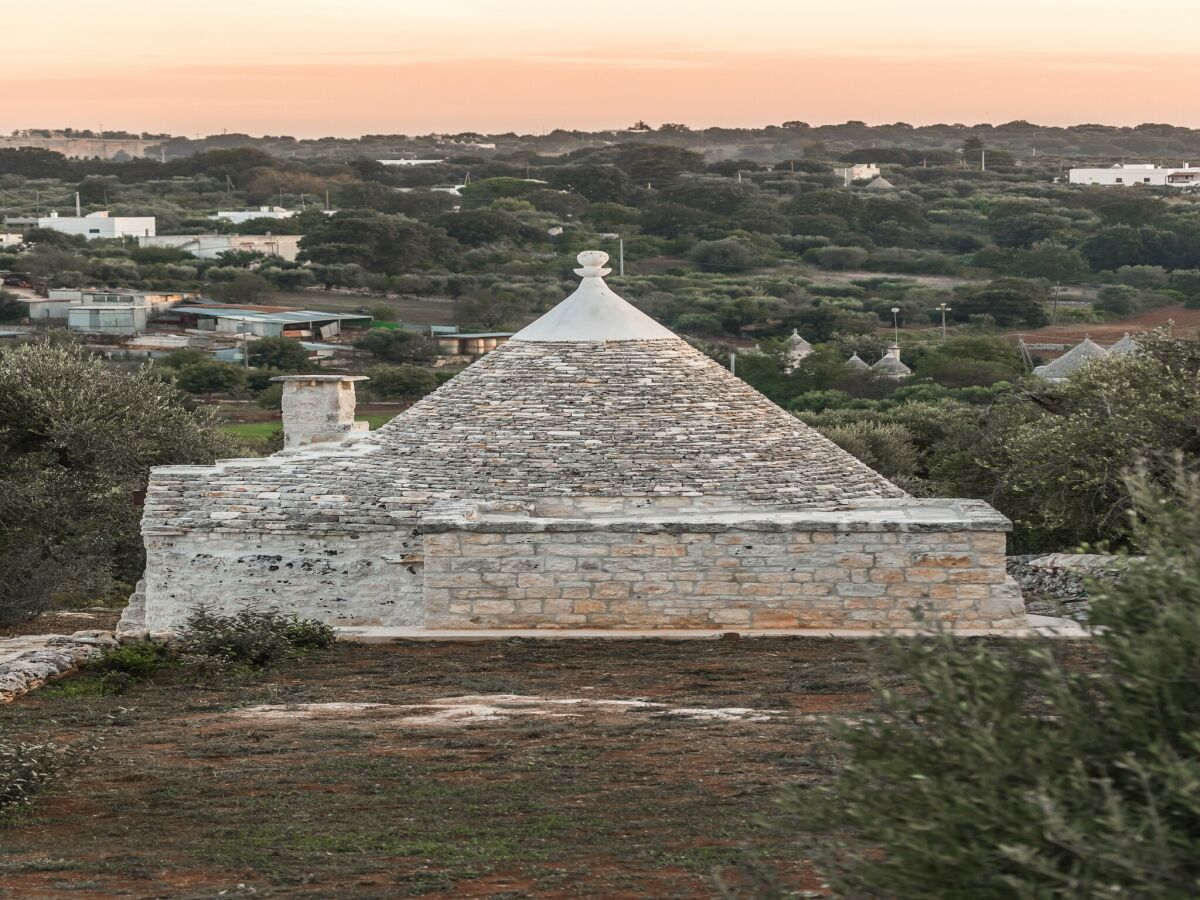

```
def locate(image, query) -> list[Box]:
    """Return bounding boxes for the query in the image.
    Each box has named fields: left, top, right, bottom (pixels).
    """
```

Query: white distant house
left=22, top=289, right=188, bottom=321
left=36, top=211, right=156, bottom=240
left=210, top=206, right=295, bottom=225
left=834, top=163, right=881, bottom=186
left=378, top=159, right=444, bottom=166
left=138, top=234, right=303, bottom=261
left=0, top=232, right=22, bottom=247
left=1069, top=163, right=1200, bottom=187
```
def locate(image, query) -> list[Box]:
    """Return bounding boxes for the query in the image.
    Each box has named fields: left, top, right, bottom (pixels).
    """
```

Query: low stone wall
left=0, top=631, right=118, bottom=702
left=419, top=500, right=1027, bottom=631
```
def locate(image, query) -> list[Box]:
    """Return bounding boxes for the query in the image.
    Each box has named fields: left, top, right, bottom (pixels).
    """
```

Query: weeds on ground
left=0, top=737, right=75, bottom=822
left=176, top=607, right=336, bottom=670
left=43, top=640, right=170, bottom=698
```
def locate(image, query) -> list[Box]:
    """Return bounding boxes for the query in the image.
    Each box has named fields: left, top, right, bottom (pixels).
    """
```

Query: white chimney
left=270, top=375, right=369, bottom=449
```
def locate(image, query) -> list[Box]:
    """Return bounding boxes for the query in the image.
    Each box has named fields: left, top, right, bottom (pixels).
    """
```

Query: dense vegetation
left=0, top=344, right=235, bottom=624
left=4, top=129, right=1200, bottom=345
left=790, top=465, right=1200, bottom=898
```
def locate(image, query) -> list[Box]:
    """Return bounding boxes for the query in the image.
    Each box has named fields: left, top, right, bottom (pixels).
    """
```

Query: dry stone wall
left=139, top=531, right=423, bottom=630
left=419, top=500, right=1027, bottom=631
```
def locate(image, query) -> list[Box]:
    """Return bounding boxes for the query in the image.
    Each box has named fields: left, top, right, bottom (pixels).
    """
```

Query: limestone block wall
left=419, top=501, right=1027, bottom=631
left=140, top=531, right=423, bottom=631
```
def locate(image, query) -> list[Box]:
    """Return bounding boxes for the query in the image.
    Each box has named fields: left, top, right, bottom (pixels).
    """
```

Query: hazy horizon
left=8, top=0, right=1198, bottom=137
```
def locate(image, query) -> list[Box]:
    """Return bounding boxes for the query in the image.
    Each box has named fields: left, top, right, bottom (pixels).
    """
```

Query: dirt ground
left=0, top=636, right=898, bottom=899
left=1015, top=303, right=1200, bottom=346
left=0, top=610, right=121, bottom=640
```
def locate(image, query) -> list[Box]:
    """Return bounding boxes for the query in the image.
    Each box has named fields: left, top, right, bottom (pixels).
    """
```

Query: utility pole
left=981, top=149, right=986, bottom=172
left=935, top=302, right=951, bottom=341
left=75, top=192, right=81, bottom=217
left=729, top=352, right=737, bottom=376
left=325, top=189, right=330, bottom=211
left=891, top=307, right=901, bottom=345
left=618, top=236, right=624, bottom=277
left=1051, top=281, right=1061, bottom=325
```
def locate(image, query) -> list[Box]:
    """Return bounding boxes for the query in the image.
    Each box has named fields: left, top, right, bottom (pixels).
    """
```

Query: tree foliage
left=986, top=332, right=1200, bottom=549
left=0, top=344, right=235, bottom=623
left=788, top=464, right=1200, bottom=899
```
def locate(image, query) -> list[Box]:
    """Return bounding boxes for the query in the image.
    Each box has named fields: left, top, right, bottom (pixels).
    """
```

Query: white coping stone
left=336, top=615, right=1090, bottom=642
left=512, top=250, right=677, bottom=342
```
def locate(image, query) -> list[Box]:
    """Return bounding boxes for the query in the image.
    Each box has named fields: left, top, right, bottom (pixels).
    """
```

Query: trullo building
left=124, top=252, right=1026, bottom=633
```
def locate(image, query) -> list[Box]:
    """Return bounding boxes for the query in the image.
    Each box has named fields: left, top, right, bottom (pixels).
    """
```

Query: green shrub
left=88, top=641, right=168, bottom=679
left=0, top=739, right=73, bottom=820
left=787, top=464, right=1200, bottom=898
left=818, top=421, right=919, bottom=481
left=44, top=640, right=170, bottom=698
left=177, top=608, right=336, bottom=668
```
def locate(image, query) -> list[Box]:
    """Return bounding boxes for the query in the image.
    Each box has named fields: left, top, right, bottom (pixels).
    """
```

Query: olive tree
left=0, top=344, right=236, bottom=623
left=787, top=465, right=1200, bottom=899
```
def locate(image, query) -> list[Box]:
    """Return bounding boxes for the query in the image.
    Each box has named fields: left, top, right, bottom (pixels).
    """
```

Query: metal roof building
left=173, top=305, right=371, bottom=339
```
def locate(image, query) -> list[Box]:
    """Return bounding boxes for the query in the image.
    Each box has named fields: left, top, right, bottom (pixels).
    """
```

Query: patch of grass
left=42, top=641, right=170, bottom=699
left=219, top=421, right=281, bottom=439
left=220, top=414, right=394, bottom=439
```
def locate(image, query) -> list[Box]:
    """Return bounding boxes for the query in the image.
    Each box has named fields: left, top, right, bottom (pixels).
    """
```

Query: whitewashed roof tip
left=512, top=250, right=677, bottom=342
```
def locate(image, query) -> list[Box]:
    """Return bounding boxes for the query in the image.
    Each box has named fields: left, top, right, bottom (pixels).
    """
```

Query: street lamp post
left=239, top=316, right=251, bottom=370
left=598, top=232, right=624, bottom=276
left=935, top=302, right=951, bottom=342
left=891, top=307, right=900, bottom=345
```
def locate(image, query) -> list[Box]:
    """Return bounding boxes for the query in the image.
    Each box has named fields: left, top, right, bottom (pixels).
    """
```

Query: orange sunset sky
left=6, top=0, right=1196, bottom=136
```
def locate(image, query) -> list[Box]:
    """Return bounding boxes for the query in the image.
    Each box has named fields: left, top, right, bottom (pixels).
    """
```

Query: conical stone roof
left=1108, top=332, right=1137, bottom=355
left=150, top=252, right=906, bottom=534
left=359, top=251, right=903, bottom=506
left=1033, top=336, right=1108, bottom=381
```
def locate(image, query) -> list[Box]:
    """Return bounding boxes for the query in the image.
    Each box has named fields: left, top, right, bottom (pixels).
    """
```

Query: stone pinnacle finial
left=575, top=250, right=612, bottom=278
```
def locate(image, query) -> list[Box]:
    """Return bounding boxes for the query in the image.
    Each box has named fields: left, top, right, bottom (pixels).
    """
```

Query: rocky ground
left=1008, top=553, right=1133, bottom=624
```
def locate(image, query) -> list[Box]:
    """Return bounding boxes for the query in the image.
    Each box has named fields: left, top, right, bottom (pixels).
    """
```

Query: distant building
left=1108, top=332, right=1138, bottom=355
left=783, top=329, right=813, bottom=373
left=210, top=206, right=295, bottom=225
left=863, top=176, right=896, bottom=192
left=1069, top=163, right=1200, bottom=187
left=22, top=289, right=188, bottom=320
left=0, top=233, right=22, bottom=247
left=1032, top=336, right=1109, bottom=383
left=172, top=304, right=371, bottom=339
left=845, top=352, right=870, bottom=371
left=378, top=159, right=443, bottom=166
left=834, top=163, right=880, bottom=186
left=67, top=303, right=149, bottom=335
left=435, top=331, right=514, bottom=357
left=871, top=344, right=912, bottom=379
left=36, top=211, right=156, bottom=240
left=0, top=133, right=159, bottom=160
left=138, top=234, right=303, bottom=261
